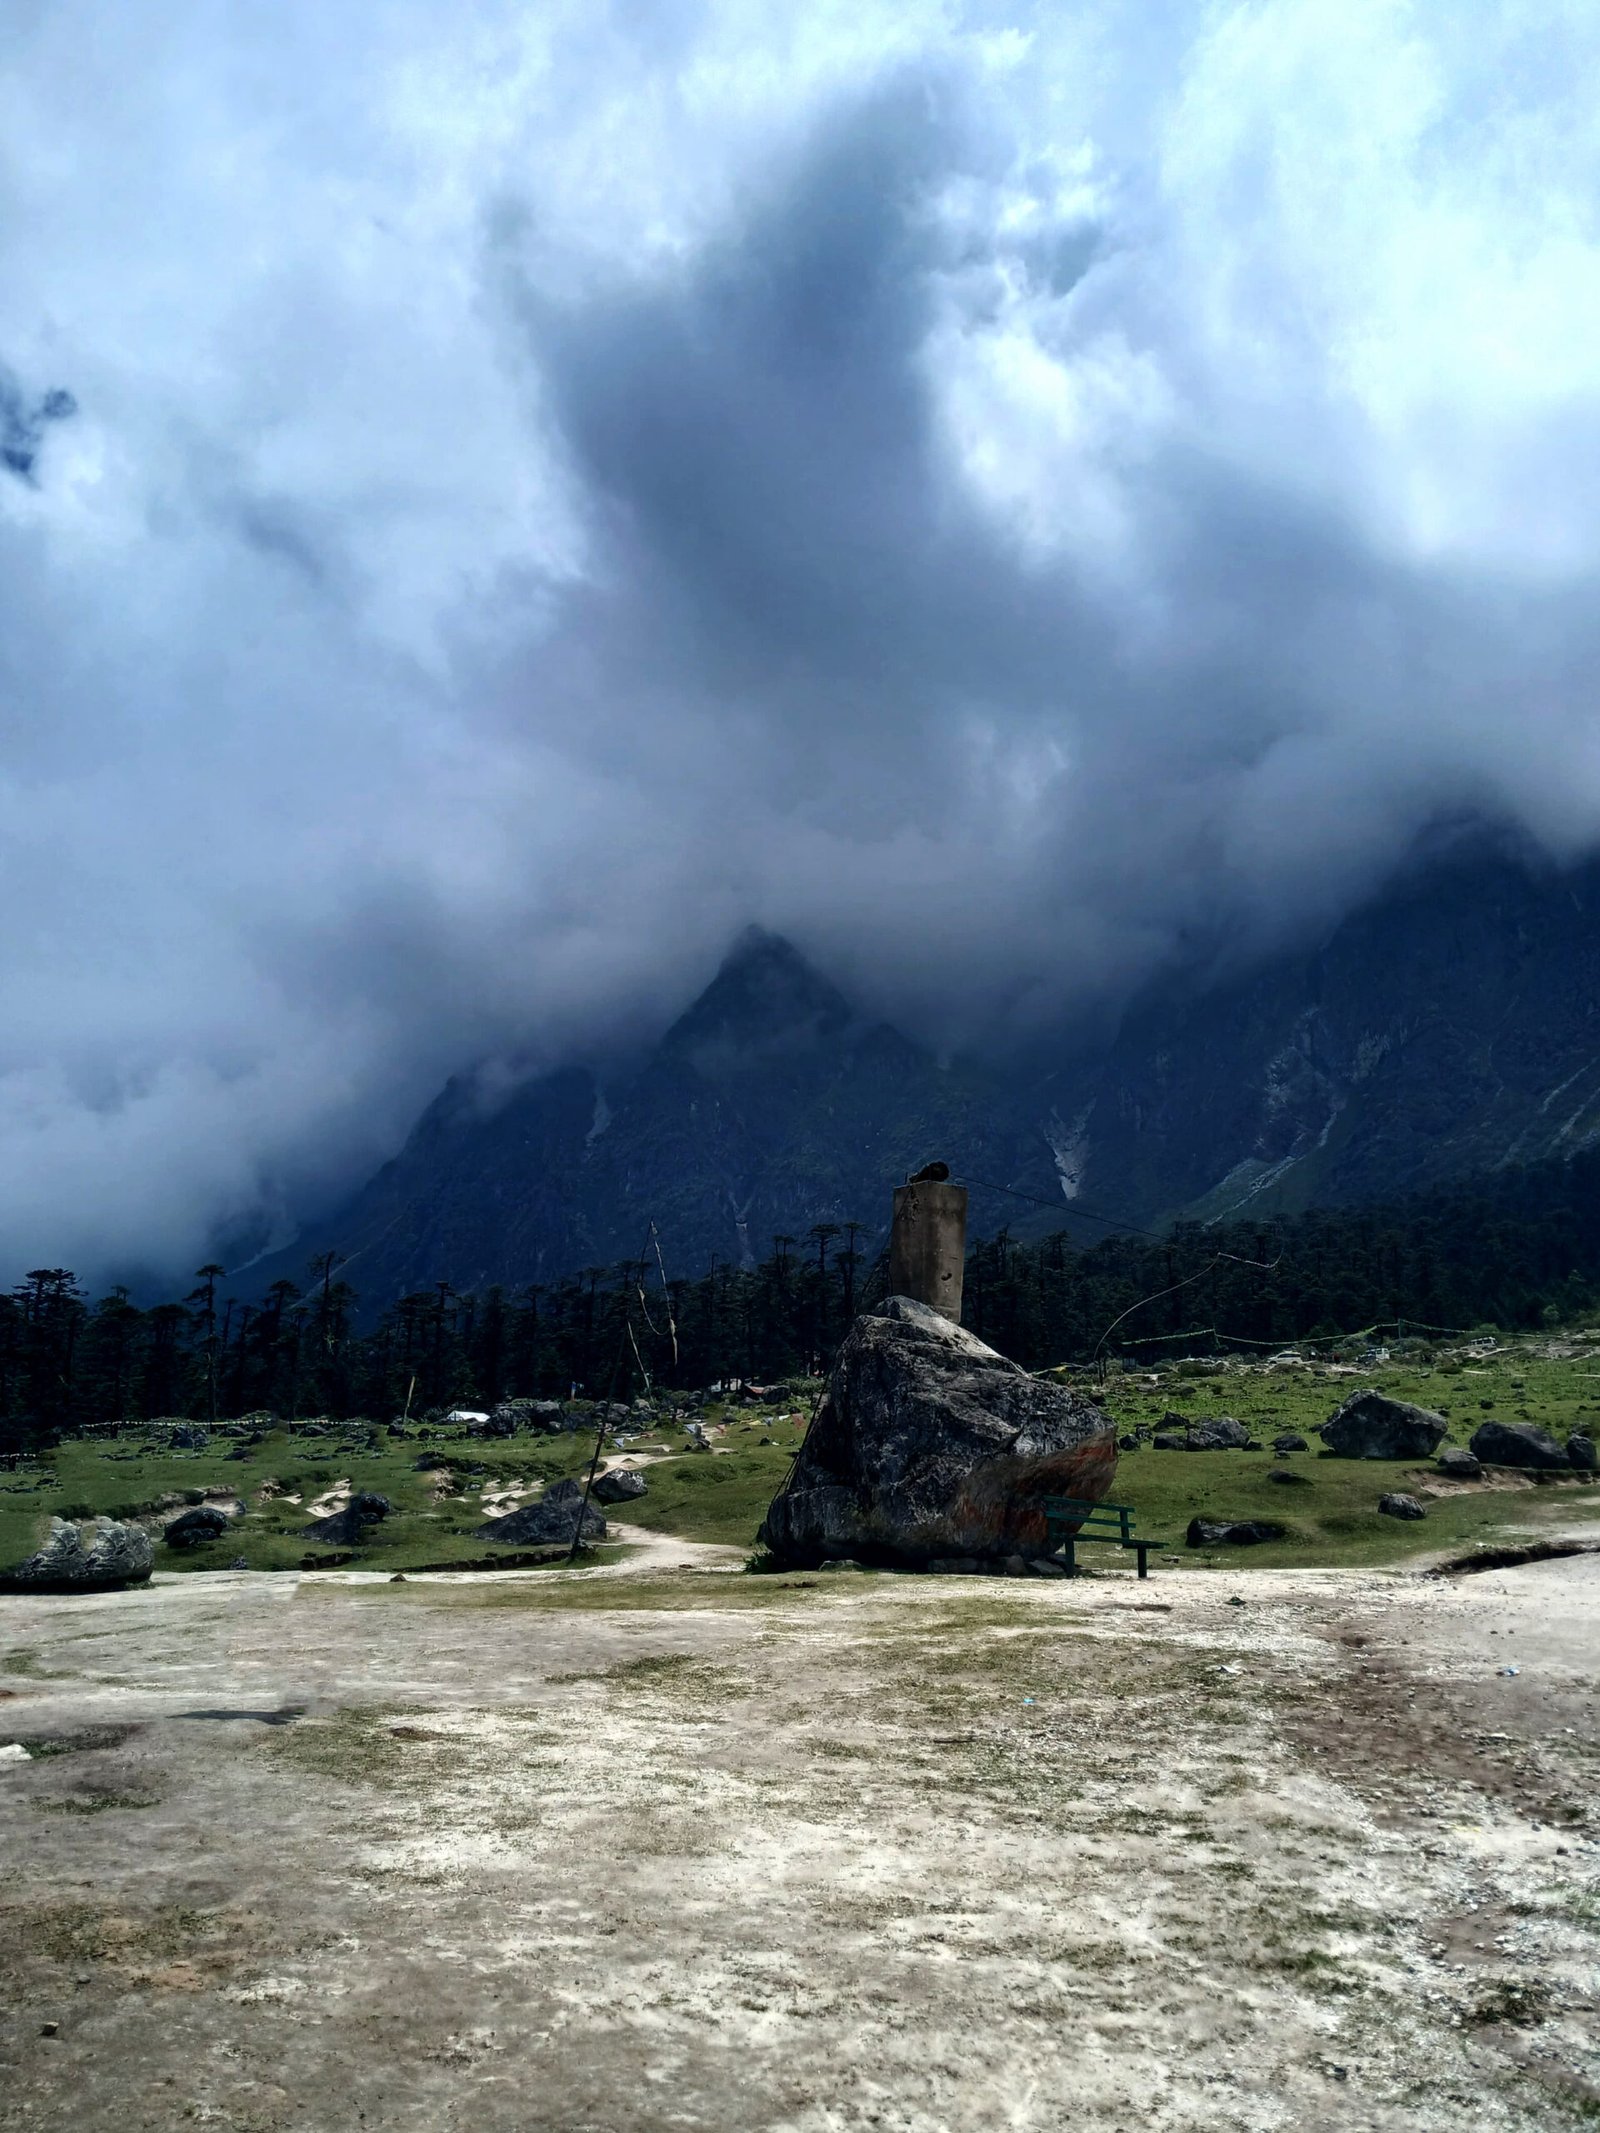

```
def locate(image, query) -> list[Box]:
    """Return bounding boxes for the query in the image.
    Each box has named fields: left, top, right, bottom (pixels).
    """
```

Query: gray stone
left=757, top=1296, right=1116, bottom=1569
left=1002, top=1554, right=1030, bottom=1577
left=1117, top=1434, right=1141, bottom=1451
left=1149, top=1416, right=1252, bottom=1451
left=1321, top=1390, right=1448, bottom=1460
left=1469, top=1420, right=1570, bottom=1471
left=475, top=1477, right=607, bottom=1547
left=927, top=1557, right=981, bottom=1575
left=1185, top=1517, right=1288, bottom=1548
left=163, top=1505, right=232, bottom=1549
left=1028, top=1557, right=1070, bottom=1576
left=0, top=1517, right=154, bottom=1592
left=1567, top=1434, right=1597, bottom=1472
left=302, top=1492, right=392, bottom=1545
left=1272, top=1434, right=1310, bottom=1453
left=1436, top=1446, right=1483, bottom=1479
left=1378, top=1492, right=1427, bottom=1520
left=591, top=1468, right=648, bottom=1505
left=1268, top=1468, right=1312, bottom=1487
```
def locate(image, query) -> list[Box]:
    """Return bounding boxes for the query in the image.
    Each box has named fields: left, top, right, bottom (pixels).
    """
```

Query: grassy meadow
left=2, top=1334, right=1598, bottom=1581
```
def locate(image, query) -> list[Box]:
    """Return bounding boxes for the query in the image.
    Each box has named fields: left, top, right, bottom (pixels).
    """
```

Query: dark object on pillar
left=889, top=1174, right=968, bottom=1324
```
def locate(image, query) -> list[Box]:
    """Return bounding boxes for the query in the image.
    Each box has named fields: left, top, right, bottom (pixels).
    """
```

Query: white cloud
left=2, top=0, right=1599, bottom=1283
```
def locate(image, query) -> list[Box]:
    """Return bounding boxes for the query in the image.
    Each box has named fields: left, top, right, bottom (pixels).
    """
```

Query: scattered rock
left=0, top=1517, right=154, bottom=1592
left=1268, top=1469, right=1312, bottom=1487
left=1272, top=1433, right=1309, bottom=1453
left=1568, top=1433, right=1597, bottom=1472
left=1436, top=1446, right=1483, bottom=1479
left=1002, top=1554, right=1030, bottom=1577
left=1321, top=1389, right=1448, bottom=1460
left=163, top=1505, right=232, bottom=1550
left=1028, top=1557, right=1070, bottom=1576
left=927, top=1557, right=980, bottom=1574
left=1469, top=1420, right=1571, bottom=1471
left=1378, top=1492, right=1427, bottom=1520
left=1152, top=1416, right=1252, bottom=1451
left=1185, top=1518, right=1288, bottom=1548
left=819, top=1558, right=866, bottom=1572
left=167, top=1424, right=209, bottom=1451
left=302, top=1492, right=392, bottom=1546
left=591, top=1468, right=648, bottom=1506
left=1117, top=1434, right=1141, bottom=1451
left=475, top=1478, right=606, bottom=1547
left=757, top=1296, right=1116, bottom=1569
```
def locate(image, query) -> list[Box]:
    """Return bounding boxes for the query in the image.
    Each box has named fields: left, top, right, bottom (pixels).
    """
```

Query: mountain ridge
left=239, top=849, right=1600, bottom=1311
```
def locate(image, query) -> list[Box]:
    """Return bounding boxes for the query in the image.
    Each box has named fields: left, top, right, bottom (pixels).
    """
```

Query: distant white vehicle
left=444, top=1409, right=489, bottom=1425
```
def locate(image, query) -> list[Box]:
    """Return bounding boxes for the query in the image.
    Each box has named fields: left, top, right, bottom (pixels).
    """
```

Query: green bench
left=1042, top=1496, right=1166, bottom=1579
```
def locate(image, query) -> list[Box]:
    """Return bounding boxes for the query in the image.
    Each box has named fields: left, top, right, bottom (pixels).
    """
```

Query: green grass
left=4, top=1338, right=1598, bottom=1579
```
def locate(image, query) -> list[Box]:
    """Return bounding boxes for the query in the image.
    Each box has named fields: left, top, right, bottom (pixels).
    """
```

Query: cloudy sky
left=3, top=0, right=1599, bottom=1282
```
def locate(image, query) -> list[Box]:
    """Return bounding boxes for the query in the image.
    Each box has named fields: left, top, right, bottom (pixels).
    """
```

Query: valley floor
left=2, top=1537, right=1599, bottom=2133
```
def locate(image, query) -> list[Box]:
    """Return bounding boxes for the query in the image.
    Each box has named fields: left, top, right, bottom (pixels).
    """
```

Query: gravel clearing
left=1, top=1548, right=1597, bottom=2131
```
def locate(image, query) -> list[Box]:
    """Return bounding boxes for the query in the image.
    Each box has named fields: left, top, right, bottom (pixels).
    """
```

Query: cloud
left=2, top=0, right=1600, bottom=1282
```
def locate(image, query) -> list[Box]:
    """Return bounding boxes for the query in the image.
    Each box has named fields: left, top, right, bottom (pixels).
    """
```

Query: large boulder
left=475, top=1477, right=607, bottom=1546
left=302, top=1492, right=392, bottom=1545
left=1186, top=1518, right=1287, bottom=1548
left=1470, top=1421, right=1570, bottom=1471
left=0, top=1517, right=154, bottom=1592
left=1158, top=1416, right=1252, bottom=1451
left=1321, top=1390, right=1447, bottom=1460
left=1567, top=1434, right=1596, bottom=1472
left=757, top=1296, right=1116, bottom=1569
left=163, top=1505, right=233, bottom=1550
left=591, top=1468, right=648, bottom=1506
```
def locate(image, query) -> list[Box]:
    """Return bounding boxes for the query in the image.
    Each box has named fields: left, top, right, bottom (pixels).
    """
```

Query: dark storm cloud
left=2, top=0, right=1599, bottom=1281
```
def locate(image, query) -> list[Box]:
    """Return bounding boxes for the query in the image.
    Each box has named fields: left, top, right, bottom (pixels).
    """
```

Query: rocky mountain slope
left=245, top=850, right=1600, bottom=1309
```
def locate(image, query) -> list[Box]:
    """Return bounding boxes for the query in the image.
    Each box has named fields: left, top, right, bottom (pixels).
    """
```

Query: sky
left=3, top=0, right=1600, bottom=1284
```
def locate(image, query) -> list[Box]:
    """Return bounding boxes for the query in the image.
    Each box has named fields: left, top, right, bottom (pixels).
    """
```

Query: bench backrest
left=1044, top=1496, right=1132, bottom=1523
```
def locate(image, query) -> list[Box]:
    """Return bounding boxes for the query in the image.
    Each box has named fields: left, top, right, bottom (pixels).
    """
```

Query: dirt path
left=1, top=1556, right=1597, bottom=2131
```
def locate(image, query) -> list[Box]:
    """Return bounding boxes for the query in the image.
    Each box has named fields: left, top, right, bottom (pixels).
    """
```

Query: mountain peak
left=663, top=928, right=853, bottom=1058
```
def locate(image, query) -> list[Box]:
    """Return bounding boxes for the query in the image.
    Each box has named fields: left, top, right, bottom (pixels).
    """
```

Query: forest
left=6, top=1149, right=1600, bottom=1453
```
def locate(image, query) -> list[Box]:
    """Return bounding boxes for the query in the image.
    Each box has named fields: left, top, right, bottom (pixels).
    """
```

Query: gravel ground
left=1, top=1540, right=1597, bottom=2132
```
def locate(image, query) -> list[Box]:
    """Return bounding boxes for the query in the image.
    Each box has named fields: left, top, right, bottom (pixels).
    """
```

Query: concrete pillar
left=889, top=1179, right=968, bottom=1322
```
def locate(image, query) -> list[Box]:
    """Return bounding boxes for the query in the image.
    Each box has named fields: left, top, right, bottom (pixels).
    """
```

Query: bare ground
left=1, top=1538, right=1598, bottom=2133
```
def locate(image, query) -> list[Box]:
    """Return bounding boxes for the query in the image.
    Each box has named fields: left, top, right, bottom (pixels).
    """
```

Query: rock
left=1321, top=1390, right=1448, bottom=1460
left=168, top=1424, right=209, bottom=1450
left=1272, top=1434, right=1310, bottom=1453
left=1002, top=1554, right=1030, bottom=1577
left=927, top=1557, right=980, bottom=1575
left=1436, top=1446, right=1483, bottom=1479
left=1568, top=1434, right=1597, bottom=1471
left=1117, top=1434, right=1141, bottom=1451
left=1378, top=1492, right=1427, bottom=1520
left=591, top=1468, right=648, bottom=1505
left=467, top=1411, right=518, bottom=1438
left=1185, top=1518, right=1288, bottom=1548
left=819, top=1558, right=866, bottom=1572
left=0, top=1517, right=154, bottom=1592
left=1268, top=1468, right=1312, bottom=1487
left=1188, top=1416, right=1252, bottom=1449
left=475, top=1477, right=607, bottom=1547
left=1148, top=1416, right=1252, bottom=1451
left=1028, top=1557, right=1070, bottom=1576
left=757, top=1296, right=1116, bottom=1569
left=1469, top=1421, right=1571, bottom=1471
left=302, top=1492, right=392, bottom=1545
left=163, top=1505, right=232, bottom=1549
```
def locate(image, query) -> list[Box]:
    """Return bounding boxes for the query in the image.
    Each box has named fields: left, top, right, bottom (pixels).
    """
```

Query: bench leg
left=1135, top=1544, right=1149, bottom=1580
left=1063, top=1538, right=1076, bottom=1577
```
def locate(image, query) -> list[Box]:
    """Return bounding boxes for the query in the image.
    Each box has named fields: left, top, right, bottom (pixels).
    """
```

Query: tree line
left=6, top=1152, right=1600, bottom=1452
